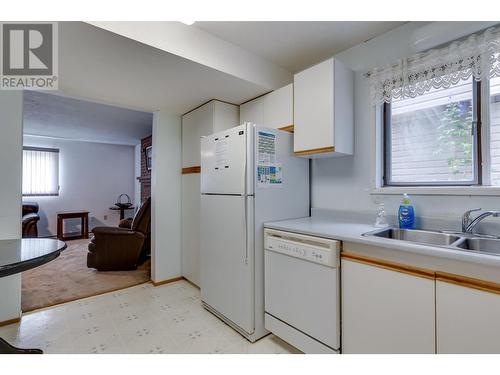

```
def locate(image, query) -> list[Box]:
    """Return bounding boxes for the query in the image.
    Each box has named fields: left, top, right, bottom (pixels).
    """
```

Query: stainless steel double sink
left=363, top=227, right=500, bottom=256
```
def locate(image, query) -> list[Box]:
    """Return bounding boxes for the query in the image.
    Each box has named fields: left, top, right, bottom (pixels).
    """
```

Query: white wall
left=151, top=110, right=182, bottom=282
left=0, top=91, right=23, bottom=322
left=23, top=136, right=136, bottom=236
left=312, top=22, right=500, bottom=222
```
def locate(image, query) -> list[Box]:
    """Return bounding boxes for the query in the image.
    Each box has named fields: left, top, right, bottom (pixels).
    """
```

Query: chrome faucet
left=462, top=208, right=500, bottom=234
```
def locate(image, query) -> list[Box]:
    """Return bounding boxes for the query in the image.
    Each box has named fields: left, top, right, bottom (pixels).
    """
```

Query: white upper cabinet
left=262, top=83, right=293, bottom=129
left=240, top=96, right=264, bottom=125
left=182, top=100, right=239, bottom=167
left=436, top=280, right=500, bottom=353
left=293, top=58, right=353, bottom=157
left=213, top=101, right=240, bottom=133
left=182, top=102, right=213, bottom=167
left=240, top=83, right=293, bottom=130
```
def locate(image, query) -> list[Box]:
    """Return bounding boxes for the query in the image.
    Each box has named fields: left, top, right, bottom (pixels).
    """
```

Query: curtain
left=369, top=26, right=500, bottom=105
left=22, top=147, right=59, bottom=196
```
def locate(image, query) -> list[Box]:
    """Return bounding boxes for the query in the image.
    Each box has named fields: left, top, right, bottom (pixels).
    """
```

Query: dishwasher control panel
left=264, top=229, right=340, bottom=267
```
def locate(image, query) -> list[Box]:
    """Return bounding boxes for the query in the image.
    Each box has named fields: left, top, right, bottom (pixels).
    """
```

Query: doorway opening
left=21, top=91, right=154, bottom=312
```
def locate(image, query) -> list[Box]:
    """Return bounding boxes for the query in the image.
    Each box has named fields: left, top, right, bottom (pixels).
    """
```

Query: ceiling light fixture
left=180, top=20, right=196, bottom=26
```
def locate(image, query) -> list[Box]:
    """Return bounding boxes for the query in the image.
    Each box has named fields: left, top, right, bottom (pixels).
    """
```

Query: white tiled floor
left=0, top=280, right=301, bottom=354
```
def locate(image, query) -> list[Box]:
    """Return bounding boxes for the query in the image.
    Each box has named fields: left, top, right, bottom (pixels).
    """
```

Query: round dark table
left=0, top=238, right=66, bottom=354
left=109, top=206, right=135, bottom=220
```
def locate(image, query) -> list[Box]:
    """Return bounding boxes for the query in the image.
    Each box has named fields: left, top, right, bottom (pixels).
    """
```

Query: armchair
left=87, top=197, right=151, bottom=271
left=22, top=202, right=40, bottom=238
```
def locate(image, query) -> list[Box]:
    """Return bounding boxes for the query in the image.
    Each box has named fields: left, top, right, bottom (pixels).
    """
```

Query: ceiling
left=58, top=22, right=267, bottom=114
left=58, top=22, right=408, bottom=115
left=194, top=21, right=405, bottom=73
left=23, top=91, right=153, bottom=145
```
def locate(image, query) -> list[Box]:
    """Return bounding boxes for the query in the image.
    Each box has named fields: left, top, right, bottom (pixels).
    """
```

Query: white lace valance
left=369, top=26, right=500, bottom=105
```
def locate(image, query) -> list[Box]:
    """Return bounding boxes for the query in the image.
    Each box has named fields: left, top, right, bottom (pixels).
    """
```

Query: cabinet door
left=341, top=258, right=436, bottom=353
left=263, top=83, right=293, bottom=129
left=436, top=280, right=500, bottom=353
left=213, top=101, right=239, bottom=133
left=182, top=102, right=213, bottom=167
left=181, top=173, right=201, bottom=286
left=294, top=58, right=334, bottom=153
left=240, top=96, right=264, bottom=125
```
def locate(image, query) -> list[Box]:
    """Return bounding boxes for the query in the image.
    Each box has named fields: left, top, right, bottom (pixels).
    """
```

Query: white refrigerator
left=200, top=123, right=309, bottom=342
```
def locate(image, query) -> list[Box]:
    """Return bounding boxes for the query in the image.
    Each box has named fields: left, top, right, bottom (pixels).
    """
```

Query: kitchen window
left=22, top=146, right=60, bottom=196
left=383, top=77, right=481, bottom=186
left=369, top=26, right=500, bottom=190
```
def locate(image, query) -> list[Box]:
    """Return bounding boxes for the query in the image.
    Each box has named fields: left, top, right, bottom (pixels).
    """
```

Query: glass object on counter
left=374, top=203, right=389, bottom=228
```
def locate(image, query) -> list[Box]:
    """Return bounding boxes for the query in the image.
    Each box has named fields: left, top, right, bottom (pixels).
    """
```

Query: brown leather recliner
left=87, top=198, right=151, bottom=271
left=22, top=202, right=40, bottom=238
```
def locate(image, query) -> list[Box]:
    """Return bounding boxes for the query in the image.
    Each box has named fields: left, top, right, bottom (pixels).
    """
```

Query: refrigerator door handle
left=243, top=124, right=249, bottom=265
left=243, top=124, right=248, bottom=198
left=244, top=197, right=248, bottom=265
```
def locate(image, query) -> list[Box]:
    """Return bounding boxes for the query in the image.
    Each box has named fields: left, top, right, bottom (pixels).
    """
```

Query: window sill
left=22, top=194, right=59, bottom=197
left=371, top=186, right=500, bottom=196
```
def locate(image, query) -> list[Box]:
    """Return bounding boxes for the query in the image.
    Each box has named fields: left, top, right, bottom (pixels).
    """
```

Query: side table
left=56, top=210, right=89, bottom=241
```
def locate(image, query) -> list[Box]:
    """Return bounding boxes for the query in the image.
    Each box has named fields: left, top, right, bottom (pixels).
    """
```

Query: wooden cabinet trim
left=278, top=125, right=294, bottom=133
left=182, top=166, right=201, bottom=174
left=294, top=146, right=335, bottom=156
left=343, top=252, right=500, bottom=294
left=341, top=252, right=435, bottom=280
left=436, top=271, right=500, bottom=295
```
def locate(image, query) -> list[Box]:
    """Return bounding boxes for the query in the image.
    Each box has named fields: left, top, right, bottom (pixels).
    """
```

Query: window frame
left=22, top=146, right=60, bottom=197
left=382, top=81, right=483, bottom=187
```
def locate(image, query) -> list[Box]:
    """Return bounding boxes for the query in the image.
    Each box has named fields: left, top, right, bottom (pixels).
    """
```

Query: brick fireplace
left=138, top=135, right=152, bottom=203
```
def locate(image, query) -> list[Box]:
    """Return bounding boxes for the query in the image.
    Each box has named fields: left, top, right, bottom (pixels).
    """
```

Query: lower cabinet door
left=341, top=258, right=436, bottom=353
left=181, top=174, right=201, bottom=286
left=436, top=280, right=500, bottom=353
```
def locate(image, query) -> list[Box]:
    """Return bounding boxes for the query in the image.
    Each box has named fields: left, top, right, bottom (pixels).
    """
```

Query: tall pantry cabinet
left=181, top=100, right=239, bottom=286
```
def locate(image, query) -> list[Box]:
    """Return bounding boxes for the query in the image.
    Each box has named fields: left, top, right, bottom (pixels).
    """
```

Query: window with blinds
left=22, top=147, right=60, bottom=196
left=369, top=26, right=500, bottom=187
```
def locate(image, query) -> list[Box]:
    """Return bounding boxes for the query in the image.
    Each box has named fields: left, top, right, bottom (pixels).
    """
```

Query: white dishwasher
left=264, top=228, right=340, bottom=354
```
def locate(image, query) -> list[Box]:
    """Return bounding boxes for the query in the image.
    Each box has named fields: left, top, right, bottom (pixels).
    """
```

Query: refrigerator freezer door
left=200, top=194, right=255, bottom=334
left=201, top=124, right=248, bottom=195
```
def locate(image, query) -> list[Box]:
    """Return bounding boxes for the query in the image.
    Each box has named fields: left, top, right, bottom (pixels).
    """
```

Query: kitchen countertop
left=264, top=215, right=500, bottom=268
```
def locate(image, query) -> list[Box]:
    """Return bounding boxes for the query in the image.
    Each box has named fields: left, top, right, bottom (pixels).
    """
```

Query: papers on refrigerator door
left=215, top=138, right=229, bottom=170
left=258, top=131, right=276, bottom=165
left=257, top=164, right=283, bottom=187
left=257, top=131, right=283, bottom=188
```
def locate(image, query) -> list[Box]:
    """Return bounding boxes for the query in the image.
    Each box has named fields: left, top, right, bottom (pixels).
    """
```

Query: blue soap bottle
left=398, top=194, right=415, bottom=229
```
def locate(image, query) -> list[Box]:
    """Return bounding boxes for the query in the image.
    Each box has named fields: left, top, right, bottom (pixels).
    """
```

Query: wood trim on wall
left=0, top=317, right=20, bottom=327
left=341, top=252, right=436, bottom=280
left=436, top=271, right=500, bottom=295
left=294, top=146, right=335, bottom=156
left=151, top=276, right=184, bottom=287
left=278, top=125, right=294, bottom=133
left=181, top=166, right=201, bottom=174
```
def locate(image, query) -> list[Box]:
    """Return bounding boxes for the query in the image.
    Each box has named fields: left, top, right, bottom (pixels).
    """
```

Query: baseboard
left=0, top=317, right=20, bottom=327
left=182, top=277, right=200, bottom=290
left=151, top=276, right=184, bottom=287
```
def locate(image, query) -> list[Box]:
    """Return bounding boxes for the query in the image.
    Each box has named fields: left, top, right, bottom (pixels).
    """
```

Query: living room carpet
left=21, top=238, right=151, bottom=312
